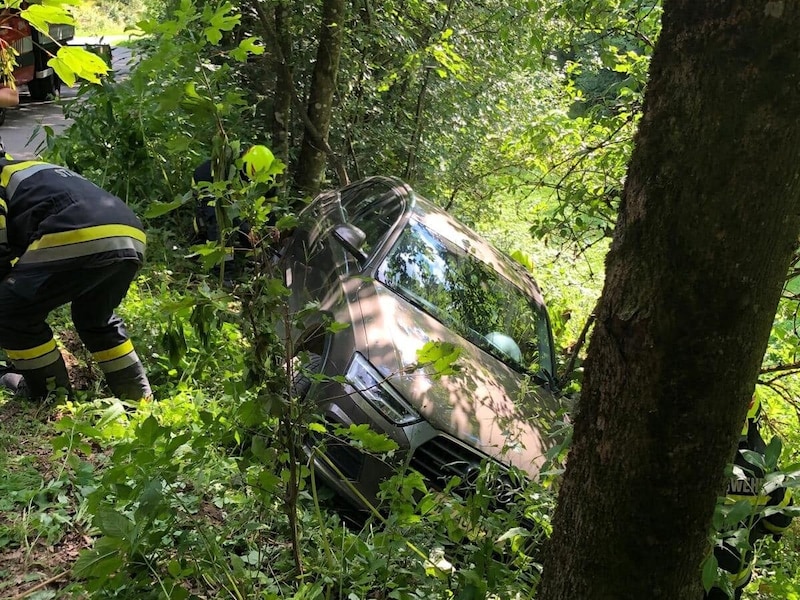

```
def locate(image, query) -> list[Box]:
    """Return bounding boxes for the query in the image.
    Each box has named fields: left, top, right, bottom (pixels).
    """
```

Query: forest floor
left=0, top=396, right=87, bottom=599
left=0, top=343, right=99, bottom=599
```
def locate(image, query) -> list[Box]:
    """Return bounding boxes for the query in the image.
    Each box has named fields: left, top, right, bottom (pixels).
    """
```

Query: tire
left=28, top=74, right=59, bottom=102
left=291, top=352, right=322, bottom=399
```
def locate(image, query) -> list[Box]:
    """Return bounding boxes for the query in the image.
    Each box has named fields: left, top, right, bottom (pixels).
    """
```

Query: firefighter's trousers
left=0, top=261, right=151, bottom=400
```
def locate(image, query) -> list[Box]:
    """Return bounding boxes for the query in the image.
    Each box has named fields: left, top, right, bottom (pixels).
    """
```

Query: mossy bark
left=271, top=1, right=292, bottom=169
left=294, top=0, right=345, bottom=196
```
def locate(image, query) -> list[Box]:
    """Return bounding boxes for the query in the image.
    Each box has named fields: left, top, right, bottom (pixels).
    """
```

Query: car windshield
left=377, top=218, right=554, bottom=378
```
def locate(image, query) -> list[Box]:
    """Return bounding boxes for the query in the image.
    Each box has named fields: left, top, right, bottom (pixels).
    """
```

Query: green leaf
left=230, top=36, right=265, bottom=62
left=136, top=479, right=163, bottom=519
left=509, top=250, right=535, bottom=271
left=94, top=402, right=126, bottom=430
left=203, top=3, right=240, bottom=45
left=167, top=559, right=181, bottom=578
left=701, top=553, right=718, bottom=591
left=416, top=341, right=461, bottom=376
left=724, top=499, right=754, bottom=527
left=740, top=450, right=767, bottom=472
left=50, top=46, right=110, bottom=86
left=144, top=196, right=189, bottom=218
left=94, top=508, right=134, bottom=539
left=308, top=422, right=327, bottom=434
left=137, top=415, right=163, bottom=446
left=251, top=435, right=274, bottom=461
left=170, top=586, right=190, bottom=600
left=496, top=527, right=529, bottom=543
left=180, top=82, right=217, bottom=116
left=21, top=4, right=75, bottom=33
left=336, top=424, right=399, bottom=453
left=237, top=399, right=264, bottom=427
left=275, top=214, right=298, bottom=230
left=326, top=321, right=350, bottom=334
left=455, top=580, right=487, bottom=600
left=73, top=537, right=124, bottom=578
left=764, top=435, right=782, bottom=470
left=257, top=470, right=281, bottom=494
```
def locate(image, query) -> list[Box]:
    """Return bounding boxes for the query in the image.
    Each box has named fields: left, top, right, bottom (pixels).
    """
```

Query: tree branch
left=557, top=307, right=596, bottom=389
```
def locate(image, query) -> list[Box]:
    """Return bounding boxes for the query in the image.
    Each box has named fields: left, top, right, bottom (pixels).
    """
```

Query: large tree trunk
left=294, top=0, right=345, bottom=196
left=538, top=4, right=800, bottom=599
left=271, top=1, right=292, bottom=171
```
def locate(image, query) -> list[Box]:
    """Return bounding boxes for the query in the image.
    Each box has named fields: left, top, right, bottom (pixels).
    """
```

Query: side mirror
left=333, top=223, right=368, bottom=263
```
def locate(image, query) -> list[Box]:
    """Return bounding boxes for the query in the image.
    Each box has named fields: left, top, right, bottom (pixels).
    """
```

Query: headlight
left=345, top=353, right=420, bottom=425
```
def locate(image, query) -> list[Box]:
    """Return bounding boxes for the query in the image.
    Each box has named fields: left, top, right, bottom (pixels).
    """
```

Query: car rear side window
left=348, top=193, right=404, bottom=257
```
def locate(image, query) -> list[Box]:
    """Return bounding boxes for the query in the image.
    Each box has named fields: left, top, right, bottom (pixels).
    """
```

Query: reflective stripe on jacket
left=0, top=160, right=145, bottom=271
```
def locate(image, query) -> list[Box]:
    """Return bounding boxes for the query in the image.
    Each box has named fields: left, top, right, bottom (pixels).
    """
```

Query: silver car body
left=285, top=176, right=562, bottom=507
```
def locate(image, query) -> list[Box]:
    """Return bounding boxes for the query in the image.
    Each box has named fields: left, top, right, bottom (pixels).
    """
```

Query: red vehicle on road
left=0, top=9, right=74, bottom=102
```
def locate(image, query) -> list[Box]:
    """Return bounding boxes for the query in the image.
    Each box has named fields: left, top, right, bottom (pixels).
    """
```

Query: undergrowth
left=0, top=255, right=561, bottom=599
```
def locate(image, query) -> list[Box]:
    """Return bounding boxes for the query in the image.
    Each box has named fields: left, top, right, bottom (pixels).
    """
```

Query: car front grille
left=409, top=434, right=485, bottom=491
left=409, top=434, right=527, bottom=505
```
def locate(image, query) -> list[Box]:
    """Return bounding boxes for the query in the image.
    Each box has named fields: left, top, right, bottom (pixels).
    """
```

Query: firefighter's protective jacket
left=726, top=397, right=793, bottom=537
left=709, top=397, right=795, bottom=597
left=0, top=159, right=145, bottom=277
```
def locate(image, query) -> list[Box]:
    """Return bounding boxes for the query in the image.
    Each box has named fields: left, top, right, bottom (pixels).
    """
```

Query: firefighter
left=192, top=157, right=255, bottom=246
left=706, top=395, right=794, bottom=599
left=191, top=146, right=280, bottom=282
left=0, top=157, right=151, bottom=401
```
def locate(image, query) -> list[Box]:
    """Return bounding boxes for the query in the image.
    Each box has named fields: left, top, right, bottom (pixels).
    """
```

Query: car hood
left=358, top=283, right=561, bottom=476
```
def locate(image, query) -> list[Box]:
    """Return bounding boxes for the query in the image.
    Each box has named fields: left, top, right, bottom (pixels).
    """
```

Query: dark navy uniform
left=192, top=158, right=254, bottom=245
left=0, top=158, right=151, bottom=400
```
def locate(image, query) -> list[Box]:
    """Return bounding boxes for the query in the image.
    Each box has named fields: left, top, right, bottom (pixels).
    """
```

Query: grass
left=0, top=395, right=89, bottom=598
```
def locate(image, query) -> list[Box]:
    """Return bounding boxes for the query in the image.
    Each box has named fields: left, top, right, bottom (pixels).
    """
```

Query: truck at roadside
left=0, top=7, right=74, bottom=103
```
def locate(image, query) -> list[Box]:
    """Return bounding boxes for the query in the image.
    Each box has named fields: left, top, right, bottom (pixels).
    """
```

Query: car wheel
left=291, top=352, right=322, bottom=399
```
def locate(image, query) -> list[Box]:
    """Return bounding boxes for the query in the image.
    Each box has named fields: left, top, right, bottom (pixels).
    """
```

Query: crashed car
left=283, top=176, right=563, bottom=509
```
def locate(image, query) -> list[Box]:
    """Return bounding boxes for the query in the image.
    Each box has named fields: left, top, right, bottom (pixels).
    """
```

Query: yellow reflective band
left=92, top=339, right=134, bottom=363
left=763, top=519, right=789, bottom=534
left=6, top=338, right=57, bottom=360
left=0, top=216, right=5, bottom=229
left=28, top=225, right=146, bottom=251
left=727, top=494, right=769, bottom=506
left=0, top=198, right=6, bottom=213
left=0, top=161, right=48, bottom=187
left=97, top=351, right=140, bottom=373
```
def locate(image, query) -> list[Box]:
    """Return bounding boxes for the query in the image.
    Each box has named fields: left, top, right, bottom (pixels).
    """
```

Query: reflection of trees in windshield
left=379, top=220, right=548, bottom=373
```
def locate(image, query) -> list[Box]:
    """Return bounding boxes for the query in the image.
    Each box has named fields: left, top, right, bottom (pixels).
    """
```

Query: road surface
left=0, top=42, right=134, bottom=160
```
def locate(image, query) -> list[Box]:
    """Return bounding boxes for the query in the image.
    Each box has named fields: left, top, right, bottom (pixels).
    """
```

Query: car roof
left=329, top=176, right=546, bottom=303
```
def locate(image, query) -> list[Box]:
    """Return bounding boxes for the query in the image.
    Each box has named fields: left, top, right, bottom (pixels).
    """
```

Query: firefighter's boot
left=104, top=360, right=152, bottom=401
left=0, top=372, right=28, bottom=397
left=5, top=352, right=71, bottom=400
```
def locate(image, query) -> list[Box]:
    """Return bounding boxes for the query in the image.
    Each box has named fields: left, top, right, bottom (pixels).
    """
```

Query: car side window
left=347, top=193, right=404, bottom=257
